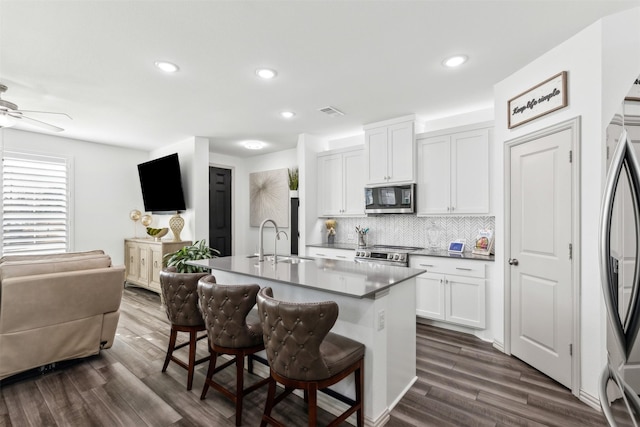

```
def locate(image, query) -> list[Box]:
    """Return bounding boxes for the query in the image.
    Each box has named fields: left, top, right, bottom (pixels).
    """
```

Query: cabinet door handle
left=451, top=206, right=455, bottom=211
left=455, top=267, right=472, bottom=271
left=419, top=264, right=435, bottom=267
left=141, top=259, right=145, bottom=266
left=447, top=207, right=450, bottom=211
left=316, top=253, right=326, bottom=256
left=336, top=255, right=347, bottom=259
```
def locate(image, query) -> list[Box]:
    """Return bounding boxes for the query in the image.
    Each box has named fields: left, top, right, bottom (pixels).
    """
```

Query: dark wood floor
left=0, top=286, right=609, bottom=426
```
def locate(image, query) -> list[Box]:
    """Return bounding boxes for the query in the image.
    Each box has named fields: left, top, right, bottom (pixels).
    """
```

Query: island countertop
left=188, top=256, right=425, bottom=299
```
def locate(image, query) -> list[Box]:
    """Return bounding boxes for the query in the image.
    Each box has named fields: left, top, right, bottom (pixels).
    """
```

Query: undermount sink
left=276, top=256, right=314, bottom=264
left=247, top=254, right=314, bottom=264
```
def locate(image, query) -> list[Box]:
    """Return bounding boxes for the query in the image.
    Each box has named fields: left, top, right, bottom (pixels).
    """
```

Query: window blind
left=2, top=153, right=70, bottom=255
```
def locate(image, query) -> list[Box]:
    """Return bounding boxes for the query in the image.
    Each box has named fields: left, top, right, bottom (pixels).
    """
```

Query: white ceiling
left=1, top=0, right=638, bottom=157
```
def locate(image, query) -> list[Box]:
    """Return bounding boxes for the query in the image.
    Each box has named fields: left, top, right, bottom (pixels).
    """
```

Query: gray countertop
left=188, top=256, right=425, bottom=299
left=307, top=243, right=494, bottom=262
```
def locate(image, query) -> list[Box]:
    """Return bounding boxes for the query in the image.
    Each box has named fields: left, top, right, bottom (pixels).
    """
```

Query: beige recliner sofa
left=0, top=250, right=125, bottom=380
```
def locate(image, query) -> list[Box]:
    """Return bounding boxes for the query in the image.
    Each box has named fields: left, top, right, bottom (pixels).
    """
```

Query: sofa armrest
left=0, top=265, right=125, bottom=334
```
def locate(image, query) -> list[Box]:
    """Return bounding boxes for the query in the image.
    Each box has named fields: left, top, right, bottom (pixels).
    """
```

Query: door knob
left=508, top=258, right=519, bottom=266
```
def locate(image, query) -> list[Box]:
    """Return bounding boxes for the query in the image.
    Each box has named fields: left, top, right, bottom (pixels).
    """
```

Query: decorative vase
left=290, top=190, right=299, bottom=198
left=328, top=234, right=335, bottom=244
left=358, top=234, right=366, bottom=248
left=169, top=213, right=184, bottom=242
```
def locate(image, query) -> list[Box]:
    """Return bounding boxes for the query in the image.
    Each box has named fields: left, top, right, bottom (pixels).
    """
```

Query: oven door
left=364, top=184, right=415, bottom=214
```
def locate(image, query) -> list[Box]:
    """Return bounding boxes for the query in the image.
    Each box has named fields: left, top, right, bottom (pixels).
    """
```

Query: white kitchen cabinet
left=410, top=256, right=486, bottom=329
left=306, top=246, right=355, bottom=261
left=417, top=124, right=491, bottom=215
left=364, top=116, right=418, bottom=185
left=317, top=147, right=365, bottom=217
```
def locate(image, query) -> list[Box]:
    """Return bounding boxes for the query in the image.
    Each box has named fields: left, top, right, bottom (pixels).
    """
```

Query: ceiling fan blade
left=18, top=115, right=64, bottom=132
left=16, top=109, right=72, bottom=120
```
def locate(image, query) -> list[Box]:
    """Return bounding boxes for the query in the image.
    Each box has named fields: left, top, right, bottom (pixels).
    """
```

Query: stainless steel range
left=354, top=245, right=423, bottom=267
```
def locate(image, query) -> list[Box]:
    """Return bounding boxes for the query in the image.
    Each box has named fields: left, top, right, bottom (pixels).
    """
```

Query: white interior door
left=509, top=127, right=573, bottom=389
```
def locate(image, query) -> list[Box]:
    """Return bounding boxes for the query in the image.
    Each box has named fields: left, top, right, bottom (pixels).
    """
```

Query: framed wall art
left=249, top=168, right=289, bottom=227
left=508, top=71, right=568, bottom=129
left=626, top=76, right=640, bottom=101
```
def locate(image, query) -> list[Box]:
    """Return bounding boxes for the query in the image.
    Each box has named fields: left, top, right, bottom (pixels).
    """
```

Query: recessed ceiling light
left=256, top=68, right=277, bottom=79
left=155, top=61, right=180, bottom=73
left=242, top=140, right=266, bottom=150
left=443, top=55, right=468, bottom=68
left=280, top=111, right=295, bottom=119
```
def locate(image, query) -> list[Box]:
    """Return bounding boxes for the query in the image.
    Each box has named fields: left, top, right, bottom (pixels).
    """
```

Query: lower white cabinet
left=410, top=256, right=486, bottom=329
left=306, top=246, right=355, bottom=261
left=125, top=238, right=191, bottom=294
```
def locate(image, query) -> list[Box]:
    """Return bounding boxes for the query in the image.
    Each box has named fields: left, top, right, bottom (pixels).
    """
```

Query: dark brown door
left=209, top=167, right=232, bottom=256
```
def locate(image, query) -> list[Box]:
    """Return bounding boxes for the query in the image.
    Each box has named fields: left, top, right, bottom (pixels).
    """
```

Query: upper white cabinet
left=364, top=116, right=420, bottom=185
left=417, top=123, right=492, bottom=215
left=317, top=146, right=365, bottom=217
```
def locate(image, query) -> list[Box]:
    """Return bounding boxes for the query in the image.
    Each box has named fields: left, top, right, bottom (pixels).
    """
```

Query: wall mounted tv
left=137, top=153, right=187, bottom=213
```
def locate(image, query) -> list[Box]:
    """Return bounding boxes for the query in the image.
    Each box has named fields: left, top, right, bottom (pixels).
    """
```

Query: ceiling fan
left=0, top=83, right=71, bottom=132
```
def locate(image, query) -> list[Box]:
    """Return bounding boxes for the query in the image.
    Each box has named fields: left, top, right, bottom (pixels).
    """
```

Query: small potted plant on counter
left=288, top=167, right=299, bottom=198
left=163, top=239, right=220, bottom=273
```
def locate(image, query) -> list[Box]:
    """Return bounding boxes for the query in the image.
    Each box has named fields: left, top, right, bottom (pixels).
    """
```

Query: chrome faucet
left=258, top=218, right=279, bottom=262
left=273, top=231, right=289, bottom=264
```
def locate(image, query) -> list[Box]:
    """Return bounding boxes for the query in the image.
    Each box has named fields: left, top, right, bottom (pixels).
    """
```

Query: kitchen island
left=189, top=256, right=424, bottom=427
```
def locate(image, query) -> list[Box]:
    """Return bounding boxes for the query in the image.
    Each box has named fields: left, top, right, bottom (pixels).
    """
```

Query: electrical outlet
left=377, top=309, right=385, bottom=331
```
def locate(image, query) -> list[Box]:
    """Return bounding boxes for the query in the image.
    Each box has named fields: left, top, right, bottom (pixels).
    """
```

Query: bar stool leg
left=235, top=355, right=245, bottom=426
left=356, top=360, right=364, bottom=427
left=308, top=384, right=318, bottom=427
left=162, top=328, right=177, bottom=372
left=201, top=350, right=218, bottom=400
left=261, top=379, right=277, bottom=427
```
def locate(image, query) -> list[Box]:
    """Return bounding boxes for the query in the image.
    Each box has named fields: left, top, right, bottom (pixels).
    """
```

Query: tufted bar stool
left=256, top=287, right=365, bottom=427
left=159, top=266, right=211, bottom=390
left=197, top=275, right=271, bottom=426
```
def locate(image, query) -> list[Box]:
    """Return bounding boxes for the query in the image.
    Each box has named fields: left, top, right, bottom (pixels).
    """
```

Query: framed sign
left=508, top=71, right=568, bottom=129
left=626, top=77, right=640, bottom=101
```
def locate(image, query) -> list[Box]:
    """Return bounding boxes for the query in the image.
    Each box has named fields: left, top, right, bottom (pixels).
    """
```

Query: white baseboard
left=579, top=388, right=601, bottom=411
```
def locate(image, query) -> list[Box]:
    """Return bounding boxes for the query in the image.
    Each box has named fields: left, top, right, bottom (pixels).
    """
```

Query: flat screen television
left=137, top=153, right=186, bottom=213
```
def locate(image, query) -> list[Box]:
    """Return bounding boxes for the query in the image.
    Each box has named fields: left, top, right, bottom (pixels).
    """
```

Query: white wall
left=0, top=128, right=148, bottom=264
left=208, top=151, right=247, bottom=255
left=494, top=7, right=640, bottom=402
left=206, top=148, right=298, bottom=257
left=242, top=149, right=298, bottom=256
left=150, top=136, right=210, bottom=243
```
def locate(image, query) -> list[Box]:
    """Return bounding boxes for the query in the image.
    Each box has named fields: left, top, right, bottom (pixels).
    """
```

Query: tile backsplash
left=320, top=215, right=495, bottom=253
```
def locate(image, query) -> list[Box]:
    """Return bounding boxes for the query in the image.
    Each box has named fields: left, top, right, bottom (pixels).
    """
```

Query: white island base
left=207, top=268, right=417, bottom=427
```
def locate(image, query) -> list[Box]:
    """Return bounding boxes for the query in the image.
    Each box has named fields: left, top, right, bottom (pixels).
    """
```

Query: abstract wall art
left=249, top=168, right=289, bottom=227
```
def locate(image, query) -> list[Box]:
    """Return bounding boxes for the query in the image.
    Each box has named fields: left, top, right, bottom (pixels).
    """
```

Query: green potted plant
left=163, top=239, right=220, bottom=273
left=288, top=167, right=299, bottom=197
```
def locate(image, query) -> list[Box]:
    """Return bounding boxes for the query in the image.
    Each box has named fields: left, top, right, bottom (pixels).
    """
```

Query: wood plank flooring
left=0, top=287, right=609, bottom=426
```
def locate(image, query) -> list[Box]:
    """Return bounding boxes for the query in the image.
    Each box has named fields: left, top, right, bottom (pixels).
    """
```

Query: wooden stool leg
left=261, top=378, right=277, bottom=427
left=162, top=328, right=177, bottom=372
left=186, top=329, right=197, bottom=390
left=200, top=350, right=218, bottom=400
left=308, top=384, right=318, bottom=427
left=356, top=360, right=364, bottom=427
left=235, top=354, right=245, bottom=426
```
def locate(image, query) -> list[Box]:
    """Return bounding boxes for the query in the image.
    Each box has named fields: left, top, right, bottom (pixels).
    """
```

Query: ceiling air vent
left=318, top=106, right=345, bottom=117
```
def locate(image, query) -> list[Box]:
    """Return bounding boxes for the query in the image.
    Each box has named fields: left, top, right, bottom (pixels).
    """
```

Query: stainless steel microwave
left=364, top=184, right=415, bottom=214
